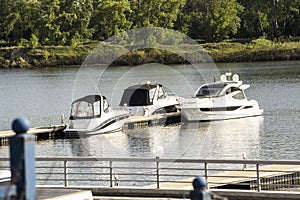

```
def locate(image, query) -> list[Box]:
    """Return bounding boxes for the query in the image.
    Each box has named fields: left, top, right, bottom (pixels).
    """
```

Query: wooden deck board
left=0, top=125, right=66, bottom=138
left=148, top=165, right=300, bottom=190
left=37, top=188, right=93, bottom=200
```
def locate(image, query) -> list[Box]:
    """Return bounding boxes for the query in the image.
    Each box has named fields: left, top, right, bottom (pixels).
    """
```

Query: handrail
left=1, top=157, right=300, bottom=164
left=1, top=157, right=300, bottom=191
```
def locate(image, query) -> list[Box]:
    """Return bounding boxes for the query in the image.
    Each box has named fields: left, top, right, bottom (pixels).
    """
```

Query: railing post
left=9, top=117, right=35, bottom=199
left=64, top=160, right=68, bottom=187
left=109, top=161, right=113, bottom=187
left=256, top=164, right=261, bottom=191
left=204, top=162, right=208, bottom=188
left=156, top=157, right=160, bottom=189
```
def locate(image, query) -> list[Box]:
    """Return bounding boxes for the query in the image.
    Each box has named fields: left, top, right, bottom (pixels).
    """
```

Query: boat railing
left=0, top=157, right=300, bottom=191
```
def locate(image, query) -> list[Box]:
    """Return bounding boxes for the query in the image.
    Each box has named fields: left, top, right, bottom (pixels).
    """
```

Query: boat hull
left=180, top=98, right=263, bottom=121
left=64, top=113, right=129, bottom=135
left=181, top=107, right=263, bottom=121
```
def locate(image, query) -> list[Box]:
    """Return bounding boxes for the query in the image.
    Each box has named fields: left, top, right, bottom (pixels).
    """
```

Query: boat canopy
left=119, top=84, right=160, bottom=106
left=195, top=83, right=227, bottom=97
left=72, top=95, right=103, bottom=104
left=70, top=95, right=107, bottom=119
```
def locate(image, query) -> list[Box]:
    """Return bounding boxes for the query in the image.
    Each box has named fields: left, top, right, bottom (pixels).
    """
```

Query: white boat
left=180, top=72, right=263, bottom=121
left=119, top=83, right=180, bottom=116
left=64, top=95, right=129, bottom=135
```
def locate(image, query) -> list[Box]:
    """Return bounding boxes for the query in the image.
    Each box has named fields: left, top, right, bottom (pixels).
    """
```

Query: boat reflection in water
left=79, top=116, right=263, bottom=160
left=77, top=116, right=263, bottom=185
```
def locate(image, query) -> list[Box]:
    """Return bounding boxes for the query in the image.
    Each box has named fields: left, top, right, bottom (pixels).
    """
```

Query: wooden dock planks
left=38, top=188, right=93, bottom=200
left=0, top=125, right=66, bottom=138
left=124, top=112, right=181, bottom=129
left=0, top=124, right=66, bottom=145
left=149, top=164, right=300, bottom=190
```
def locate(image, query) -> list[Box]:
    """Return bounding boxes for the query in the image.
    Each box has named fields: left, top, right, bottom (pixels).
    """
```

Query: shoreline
left=0, top=40, right=300, bottom=68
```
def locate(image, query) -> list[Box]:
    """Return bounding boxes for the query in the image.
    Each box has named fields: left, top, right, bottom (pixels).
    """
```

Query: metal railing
left=1, top=157, right=300, bottom=191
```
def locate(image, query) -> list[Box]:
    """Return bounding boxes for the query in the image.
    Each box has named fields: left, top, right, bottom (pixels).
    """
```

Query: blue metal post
left=190, top=177, right=211, bottom=200
left=9, top=118, right=36, bottom=200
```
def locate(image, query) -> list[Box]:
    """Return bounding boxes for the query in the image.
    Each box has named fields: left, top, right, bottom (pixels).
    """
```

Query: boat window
left=103, top=99, right=109, bottom=113
left=196, top=87, right=223, bottom=97
left=225, top=87, right=239, bottom=95
left=71, top=101, right=94, bottom=118
left=232, top=91, right=245, bottom=100
left=94, top=101, right=101, bottom=116
left=119, top=89, right=152, bottom=106
left=149, top=88, right=156, bottom=103
left=158, top=87, right=166, bottom=99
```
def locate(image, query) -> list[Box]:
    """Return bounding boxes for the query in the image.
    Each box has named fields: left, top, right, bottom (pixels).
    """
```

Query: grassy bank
left=0, top=39, right=300, bottom=68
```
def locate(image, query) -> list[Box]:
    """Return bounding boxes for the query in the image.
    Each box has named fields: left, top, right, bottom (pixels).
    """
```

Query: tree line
left=1, top=0, right=299, bottom=47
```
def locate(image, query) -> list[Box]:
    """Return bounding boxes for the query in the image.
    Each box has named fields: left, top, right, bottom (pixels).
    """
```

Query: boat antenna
left=213, top=77, right=216, bottom=82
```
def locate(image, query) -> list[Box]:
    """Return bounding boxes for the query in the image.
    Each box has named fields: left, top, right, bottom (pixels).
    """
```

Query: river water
left=0, top=61, right=299, bottom=161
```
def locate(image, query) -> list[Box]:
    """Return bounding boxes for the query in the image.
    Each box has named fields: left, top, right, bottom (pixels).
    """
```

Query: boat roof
left=124, top=83, right=161, bottom=91
left=72, top=95, right=106, bottom=104
left=120, top=83, right=162, bottom=106
left=201, top=82, right=228, bottom=88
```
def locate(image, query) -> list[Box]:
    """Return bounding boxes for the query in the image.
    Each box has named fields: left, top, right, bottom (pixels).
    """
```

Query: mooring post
left=190, top=177, right=212, bottom=200
left=9, top=117, right=36, bottom=200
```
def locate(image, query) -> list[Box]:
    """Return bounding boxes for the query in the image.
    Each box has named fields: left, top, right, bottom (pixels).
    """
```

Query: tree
left=0, top=0, right=40, bottom=43
left=36, top=0, right=61, bottom=44
left=237, top=0, right=270, bottom=38
left=238, top=0, right=300, bottom=39
left=55, top=0, right=94, bottom=45
left=130, top=0, right=185, bottom=28
left=90, top=0, right=132, bottom=40
left=176, top=0, right=243, bottom=42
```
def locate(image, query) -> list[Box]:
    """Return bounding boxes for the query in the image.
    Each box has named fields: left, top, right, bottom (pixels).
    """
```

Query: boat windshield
left=120, top=89, right=153, bottom=106
left=149, top=88, right=156, bottom=103
left=196, top=84, right=225, bottom=97
left=70, top=100, right=100, bottom=119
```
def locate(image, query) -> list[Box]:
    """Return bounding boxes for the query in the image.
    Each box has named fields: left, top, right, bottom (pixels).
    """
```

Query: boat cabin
left=195, top=82, right=248, bottom=100
left=69, top=95, right=109, bottom=119
left=119, top=83, right=167, bottom=106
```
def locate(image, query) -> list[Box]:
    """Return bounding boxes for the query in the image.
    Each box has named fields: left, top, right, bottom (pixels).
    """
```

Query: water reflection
left=205, top=116, right=263, bottom=159
left=75, top=116, right=263, bottom=160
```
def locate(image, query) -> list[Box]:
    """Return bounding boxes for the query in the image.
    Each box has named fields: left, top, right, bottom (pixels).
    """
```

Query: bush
left=30, top=34, right=39, bottom=48
left=250, top=38, right=274, bottom=47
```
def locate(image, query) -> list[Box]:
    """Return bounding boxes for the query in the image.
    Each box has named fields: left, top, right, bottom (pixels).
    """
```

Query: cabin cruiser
left=180, top=72, right=263, bottom=121
left=119, top=82, right=180, bottom=116
left=64, top=95, right=129, bottom=135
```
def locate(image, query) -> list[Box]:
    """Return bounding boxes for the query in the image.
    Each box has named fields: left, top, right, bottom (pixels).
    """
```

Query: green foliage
left=176, top=0, right=244, bottom=42
left=250, top=38, right=274, bottom=47
left=130, top=0, right=185, bottom=28
left=30, top=34, right=39, bottom=48
left=237, top=0, right=300, bottom=39
left=71, top=32, right=81, bottom=48
left=0, top=0, right=299, bottom=45
left=90, top=0, right=132, bottom=40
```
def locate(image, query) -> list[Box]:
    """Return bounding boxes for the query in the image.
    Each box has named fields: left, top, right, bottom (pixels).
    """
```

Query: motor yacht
left=119, top=82, right=180, bottom=116
left=180, top=72, right=263, bottom=121
left=64, top=95, right=129, bottom=135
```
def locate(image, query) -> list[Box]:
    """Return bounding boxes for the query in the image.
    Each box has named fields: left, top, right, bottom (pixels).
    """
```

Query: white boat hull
left=64, top=112, right=128, bottom=135
left=181, top=107, right=263, bottom=121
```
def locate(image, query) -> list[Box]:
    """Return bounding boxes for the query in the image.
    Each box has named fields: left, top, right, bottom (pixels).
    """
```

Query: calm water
left=0, top=61, right=299, bottom=160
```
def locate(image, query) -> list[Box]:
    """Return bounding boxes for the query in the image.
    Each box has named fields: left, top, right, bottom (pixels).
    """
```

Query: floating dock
left=0, top=124, right=66, bottom=145
left=124, top=112, right=181, bottom=129
left=0, top=112, right=181, bottom=145
left=148, top=164, right=300, bottom=191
